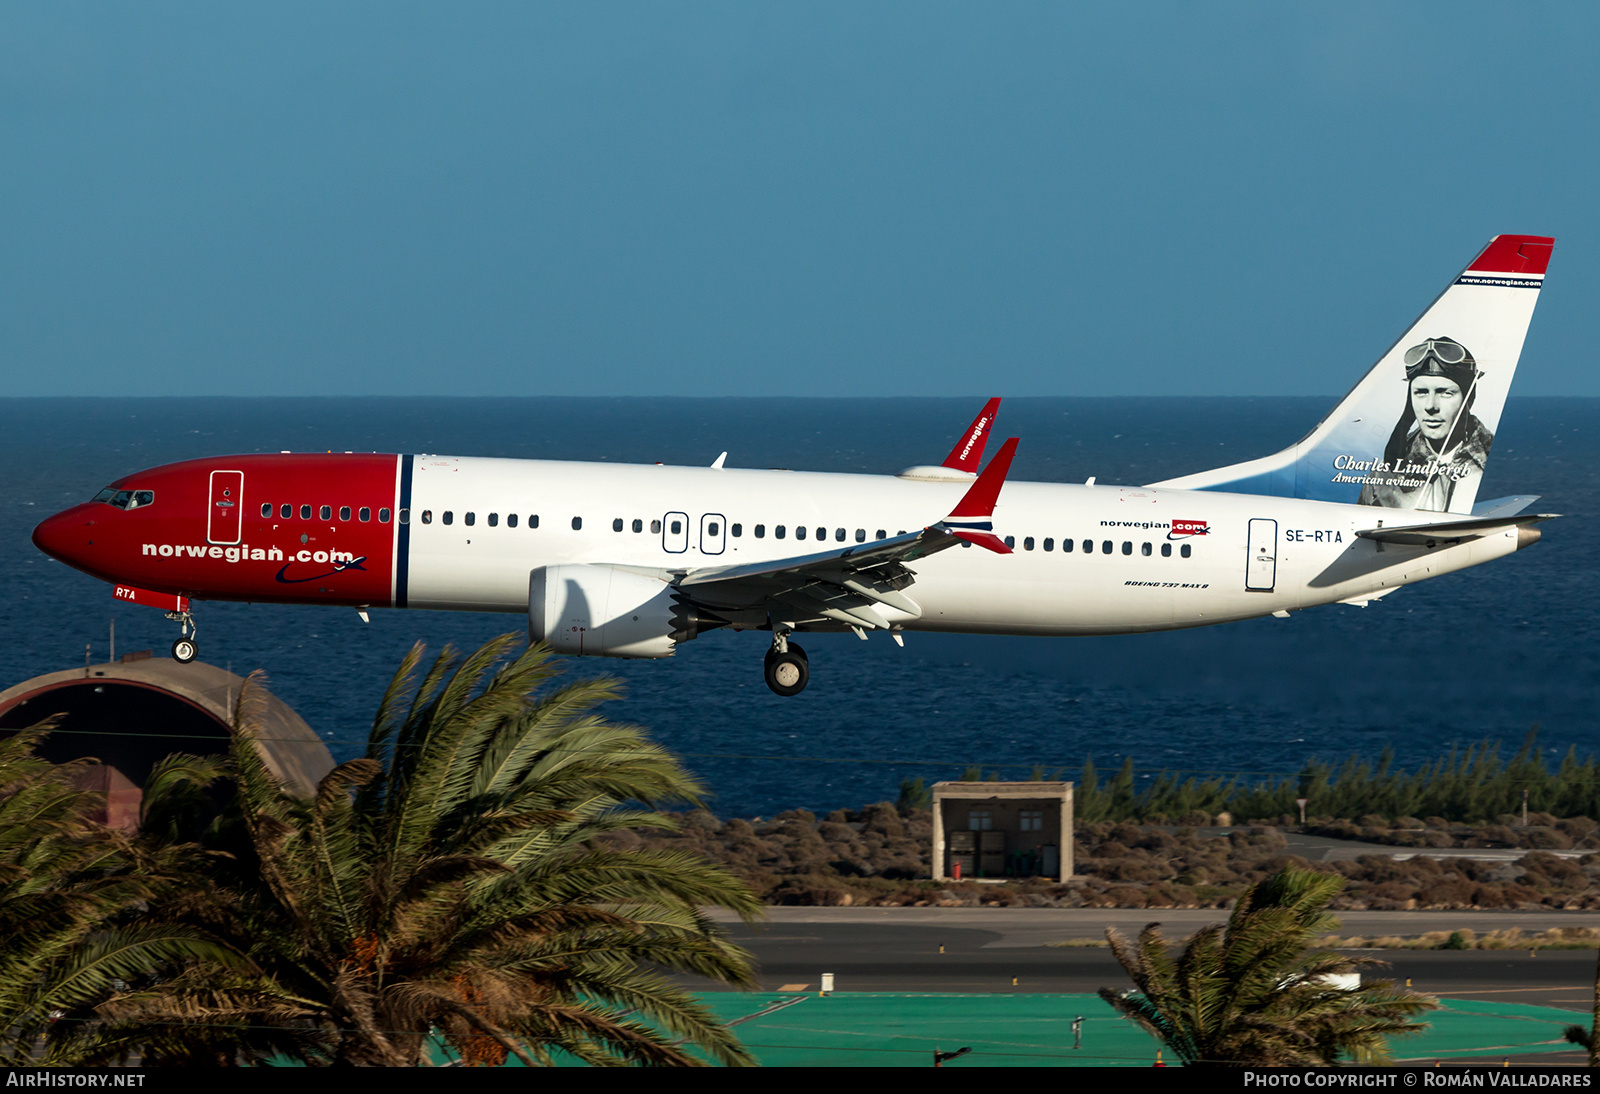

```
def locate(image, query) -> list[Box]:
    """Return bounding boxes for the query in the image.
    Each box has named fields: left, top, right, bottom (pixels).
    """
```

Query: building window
left=968, top=810, right=993, bottom=831
left=1020, top=810, right=1044, bottom=832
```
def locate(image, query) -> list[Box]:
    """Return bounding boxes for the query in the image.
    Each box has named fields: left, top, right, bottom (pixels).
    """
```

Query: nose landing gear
left=165, top=609, right=198, bottom=664
left=764, top=632, right=809, bottom=697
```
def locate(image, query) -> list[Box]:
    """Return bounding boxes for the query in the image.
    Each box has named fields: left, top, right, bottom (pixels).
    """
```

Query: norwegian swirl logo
left=1168, top=519, right=1210, bottom=540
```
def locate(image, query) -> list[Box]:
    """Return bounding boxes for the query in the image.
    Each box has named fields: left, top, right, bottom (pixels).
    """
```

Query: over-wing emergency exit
left=33, top=235, right=1557, bottom=695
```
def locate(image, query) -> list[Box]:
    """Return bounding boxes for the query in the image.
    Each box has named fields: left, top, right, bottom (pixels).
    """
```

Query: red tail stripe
left=1467, top=235, right=1554, bottom=276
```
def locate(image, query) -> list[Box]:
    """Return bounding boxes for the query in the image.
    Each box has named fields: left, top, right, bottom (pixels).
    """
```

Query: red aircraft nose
left=32, top=505, right=94, bottom=565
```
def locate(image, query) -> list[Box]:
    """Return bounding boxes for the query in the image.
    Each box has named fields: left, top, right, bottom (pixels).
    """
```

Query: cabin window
left=1141, top=542, right=1152, bottom=556
left=1024, top=537, right=1034, bottom=551
left=816, top=527, right=826, bottom=541
left=876, top=529, right=886, bottom=540
left=1102, top=540, right=1113, bottom=554
left=854, top=528, right=865, bottom=543
left=1063, top=538, right=1073, bottom=552
left=301, top=505, right=312, bottom=520
left=320, top=505, right=332, bottom=521
left=488, top=513, right=498, bottom=527
left=572, top=517, right=583, bottom=530
left=421, top=510, right=432, bottom=524
left=1161, top=543, right=1172, bottom=557
left=507, top=514, right=518, bottom=528
left=708, top=521, right=720, bottom=537
left=1043, top=537, right=1054, bottom=552
left=731, top=523, right=742, bottom=537
left=775, top=525, right=786, bottom=539
left=1181, top=543, right=1192, bottom=558
left=612, top=518, right=624, bottom=532
left=755, top=524, right=766, bottom=538
left=649, top=519, right=660, bottom=533
left=340, top=506, right=351, bottom=521
left=1004, top=535, right=1015, bottom=548
left=795, top=526, right=806, bottom=541
left=530, top=515, right=540, bottom=529
left=669, top=519, right=681, bottom=535
left=281, top=504, right=292, bottom=519
left=464, top=512, right=475, bottom=527
left=260, top=503, right=272, bottom=518
left=1122, top=541, right=1132, bottom=555
left=632, top=519, right=643, bottom=533
left=831, top=528, right=842, bottom=542
left=442, top=511, right=453, bottom=526
left=359, top=507, right=371, bottom=522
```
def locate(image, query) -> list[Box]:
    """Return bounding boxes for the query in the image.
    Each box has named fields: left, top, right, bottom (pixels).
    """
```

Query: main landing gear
left=165, top=609, right=198, bottom=664
left=764, top=633, right=809, bottom=697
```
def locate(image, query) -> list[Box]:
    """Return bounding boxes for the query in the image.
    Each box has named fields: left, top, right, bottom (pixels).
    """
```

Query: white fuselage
left=401, top=456, right=1519, bottom=635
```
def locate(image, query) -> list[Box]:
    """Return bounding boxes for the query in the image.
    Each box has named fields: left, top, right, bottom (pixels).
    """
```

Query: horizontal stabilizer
left=1357, top=513, right=1557, bottom=546
left=1471, top=495, right=1540, bottom=519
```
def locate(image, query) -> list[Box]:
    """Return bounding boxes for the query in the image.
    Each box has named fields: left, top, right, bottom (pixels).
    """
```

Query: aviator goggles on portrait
left=1403, top=339, right=1469, bottom=366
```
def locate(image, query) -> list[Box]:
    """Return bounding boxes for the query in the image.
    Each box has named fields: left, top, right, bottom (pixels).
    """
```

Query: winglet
left=941, top=398, right=1001, bottom=473
left=944, top=437, right=1018, bottom=553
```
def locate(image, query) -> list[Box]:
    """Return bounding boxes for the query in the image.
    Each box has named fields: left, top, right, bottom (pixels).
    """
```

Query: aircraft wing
left=1357, top=512, right=1558, bottom=546
left=677, top=438, right=1019, bottom=631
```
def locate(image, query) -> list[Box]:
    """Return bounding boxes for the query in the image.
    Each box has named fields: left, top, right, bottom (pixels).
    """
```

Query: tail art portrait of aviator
left=1358, top=336, right=1493, bottom=512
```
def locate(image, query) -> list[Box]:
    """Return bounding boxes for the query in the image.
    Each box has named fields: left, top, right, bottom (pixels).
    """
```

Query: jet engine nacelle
left=528, top=565, right=681, bottom=659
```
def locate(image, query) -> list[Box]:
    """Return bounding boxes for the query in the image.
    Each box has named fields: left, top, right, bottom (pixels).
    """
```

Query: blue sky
left=3, top=3, right=1596, bottom=397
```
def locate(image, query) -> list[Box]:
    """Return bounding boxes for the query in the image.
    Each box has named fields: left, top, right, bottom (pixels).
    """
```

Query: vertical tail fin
left=1153, top=235, right=1553, bottom=515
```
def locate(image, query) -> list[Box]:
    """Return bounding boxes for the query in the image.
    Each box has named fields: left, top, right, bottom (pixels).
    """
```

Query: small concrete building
left=0, top=656, right=335, bottom=831
left=931, top=781, right=1073, bottom=883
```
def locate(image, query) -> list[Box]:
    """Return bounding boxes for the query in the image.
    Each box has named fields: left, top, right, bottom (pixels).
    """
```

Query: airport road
left=689, top=908, right=1600, bottom=1012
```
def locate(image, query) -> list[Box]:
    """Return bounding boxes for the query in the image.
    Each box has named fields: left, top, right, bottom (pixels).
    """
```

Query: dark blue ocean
left=3, top=397, right=1596, bottom=818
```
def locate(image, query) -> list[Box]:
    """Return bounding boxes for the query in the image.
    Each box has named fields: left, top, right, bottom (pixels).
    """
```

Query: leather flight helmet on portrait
left=1384, top=336, right=1483, bottom=464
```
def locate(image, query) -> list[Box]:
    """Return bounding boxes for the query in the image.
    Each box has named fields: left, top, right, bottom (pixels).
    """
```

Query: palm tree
left=1098, top=866, right=1437, bottom=1066
left=0, top=728, right=246, bottom=1066
left=1562, top=950, right=1600, bottom=1066
left=98, top=636, right=762, bottom=1067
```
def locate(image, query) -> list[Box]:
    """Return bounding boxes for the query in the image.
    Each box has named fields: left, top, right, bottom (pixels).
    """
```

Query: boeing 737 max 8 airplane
left=32, top=234, right=1556, bottom=696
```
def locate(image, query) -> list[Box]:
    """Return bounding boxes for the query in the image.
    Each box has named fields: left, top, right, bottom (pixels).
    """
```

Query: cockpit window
left=95, top=487, right=154, bottom=510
